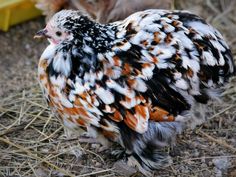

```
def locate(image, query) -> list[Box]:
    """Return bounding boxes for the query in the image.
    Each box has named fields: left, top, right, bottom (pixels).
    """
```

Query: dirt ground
left=0, top=18, right=46, bottom=97
left=0, top=1, right=236, bottom=177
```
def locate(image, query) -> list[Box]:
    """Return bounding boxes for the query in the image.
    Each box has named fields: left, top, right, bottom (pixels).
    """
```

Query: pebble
left=91, top=143, right=100, bottom=149
left=193, top=149, right=200, bottom=157
left=212, top=157, right=230, bottom=170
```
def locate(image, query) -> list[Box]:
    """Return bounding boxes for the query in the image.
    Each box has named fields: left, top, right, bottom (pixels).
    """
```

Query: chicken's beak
left=34, top=29, right=49, bottom=39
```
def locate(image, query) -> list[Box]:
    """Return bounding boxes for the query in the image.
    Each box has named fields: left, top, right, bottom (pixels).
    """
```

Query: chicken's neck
left=48, top=18, right=118, bottom=79
left=70, top=16, right=117, bottom=53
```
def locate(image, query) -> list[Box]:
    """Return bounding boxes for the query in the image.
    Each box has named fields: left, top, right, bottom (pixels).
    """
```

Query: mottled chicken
left=35, top=9, right=235, bottom=175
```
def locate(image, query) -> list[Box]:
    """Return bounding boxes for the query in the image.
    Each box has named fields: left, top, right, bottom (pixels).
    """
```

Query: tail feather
left=118, top=121, right=183, bottom=175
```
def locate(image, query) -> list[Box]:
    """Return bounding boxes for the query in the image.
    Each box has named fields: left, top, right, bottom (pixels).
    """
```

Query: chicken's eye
left=56, top=31, right=62, bottom=36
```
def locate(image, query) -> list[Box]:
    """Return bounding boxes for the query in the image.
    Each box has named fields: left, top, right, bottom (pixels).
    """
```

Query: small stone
left=202, top=170, right=211, bottom=177
left=212, top=157, right=230, bottom=170
left=214, top=168, right=222, bottom=177
left=35, top=168, right=49, bottom=177
left=193, top=149, right=200, bottom=157
left=113, top=160, right=137, bottom=176
left=201, top=163, right=207, bottom=168
left=95, top=162, right=102, bottom=167
left=201, top=157, right=206, bottom=163
left=25, top=44, right=30, bottom=49
left=91, top=143, right=100, bottom=149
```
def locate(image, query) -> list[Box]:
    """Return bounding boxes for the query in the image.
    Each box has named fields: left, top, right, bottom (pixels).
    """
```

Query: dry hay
left=0, top=86, right=116, bottom=177
left=0, top=0, right=236, bottom=176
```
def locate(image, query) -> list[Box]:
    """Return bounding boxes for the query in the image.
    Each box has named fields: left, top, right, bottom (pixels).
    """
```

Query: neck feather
left=48, top=17, right=117, bottom=79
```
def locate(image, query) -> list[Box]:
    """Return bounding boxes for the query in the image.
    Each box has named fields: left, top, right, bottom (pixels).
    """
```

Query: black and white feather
left=37, top=9, right=235, bottom=176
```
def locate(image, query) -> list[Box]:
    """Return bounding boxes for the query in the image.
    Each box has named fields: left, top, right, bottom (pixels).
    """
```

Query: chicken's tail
left=118, top=121, right=183, bottom=176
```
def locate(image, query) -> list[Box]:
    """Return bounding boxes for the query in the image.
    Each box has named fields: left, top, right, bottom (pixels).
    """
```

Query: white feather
left=78, top=98, right=103, bottom=116
left=95, top=87, right=114, bottom=104
left=134, top=107, right=149, bottom=133
left=73, top=82, right=85, bottom=95
left=41, top=44, right=56, bottom=60
left=106, top=80, right=135, bottom=98
left=188, top=21, right=216, bottom=38
left=59, top=94, right=73, bottom=108
left=53, top=52, right=72, bottom=76
left=50, top=75, right=66, bottom=88
left=175, top=79, right=189, bottom=90
left=141, top=50, right=154, bottom=62
left=203, top=51, right=216, bottom=66
left=141, top=64, right=155, bottom=79
left=135, top=79, right=147, bottom=92
left=120, top=97, right=140, bottom=109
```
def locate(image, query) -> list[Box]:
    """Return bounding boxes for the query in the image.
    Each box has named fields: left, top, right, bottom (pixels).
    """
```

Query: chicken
left=35, top=9, right=235, bottom=175
left=35, top=0, right=172, bottom=22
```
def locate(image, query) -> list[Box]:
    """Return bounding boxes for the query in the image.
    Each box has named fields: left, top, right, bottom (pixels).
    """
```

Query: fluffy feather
left=37, top=9, right=235, bottom=176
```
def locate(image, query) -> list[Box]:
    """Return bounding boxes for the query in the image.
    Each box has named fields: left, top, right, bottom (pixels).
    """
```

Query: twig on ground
left=77, top=168, right=114, bottom=177
left=0, top=137, right=76, bottom=177
left=197, top=130, right=236, bottom=153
